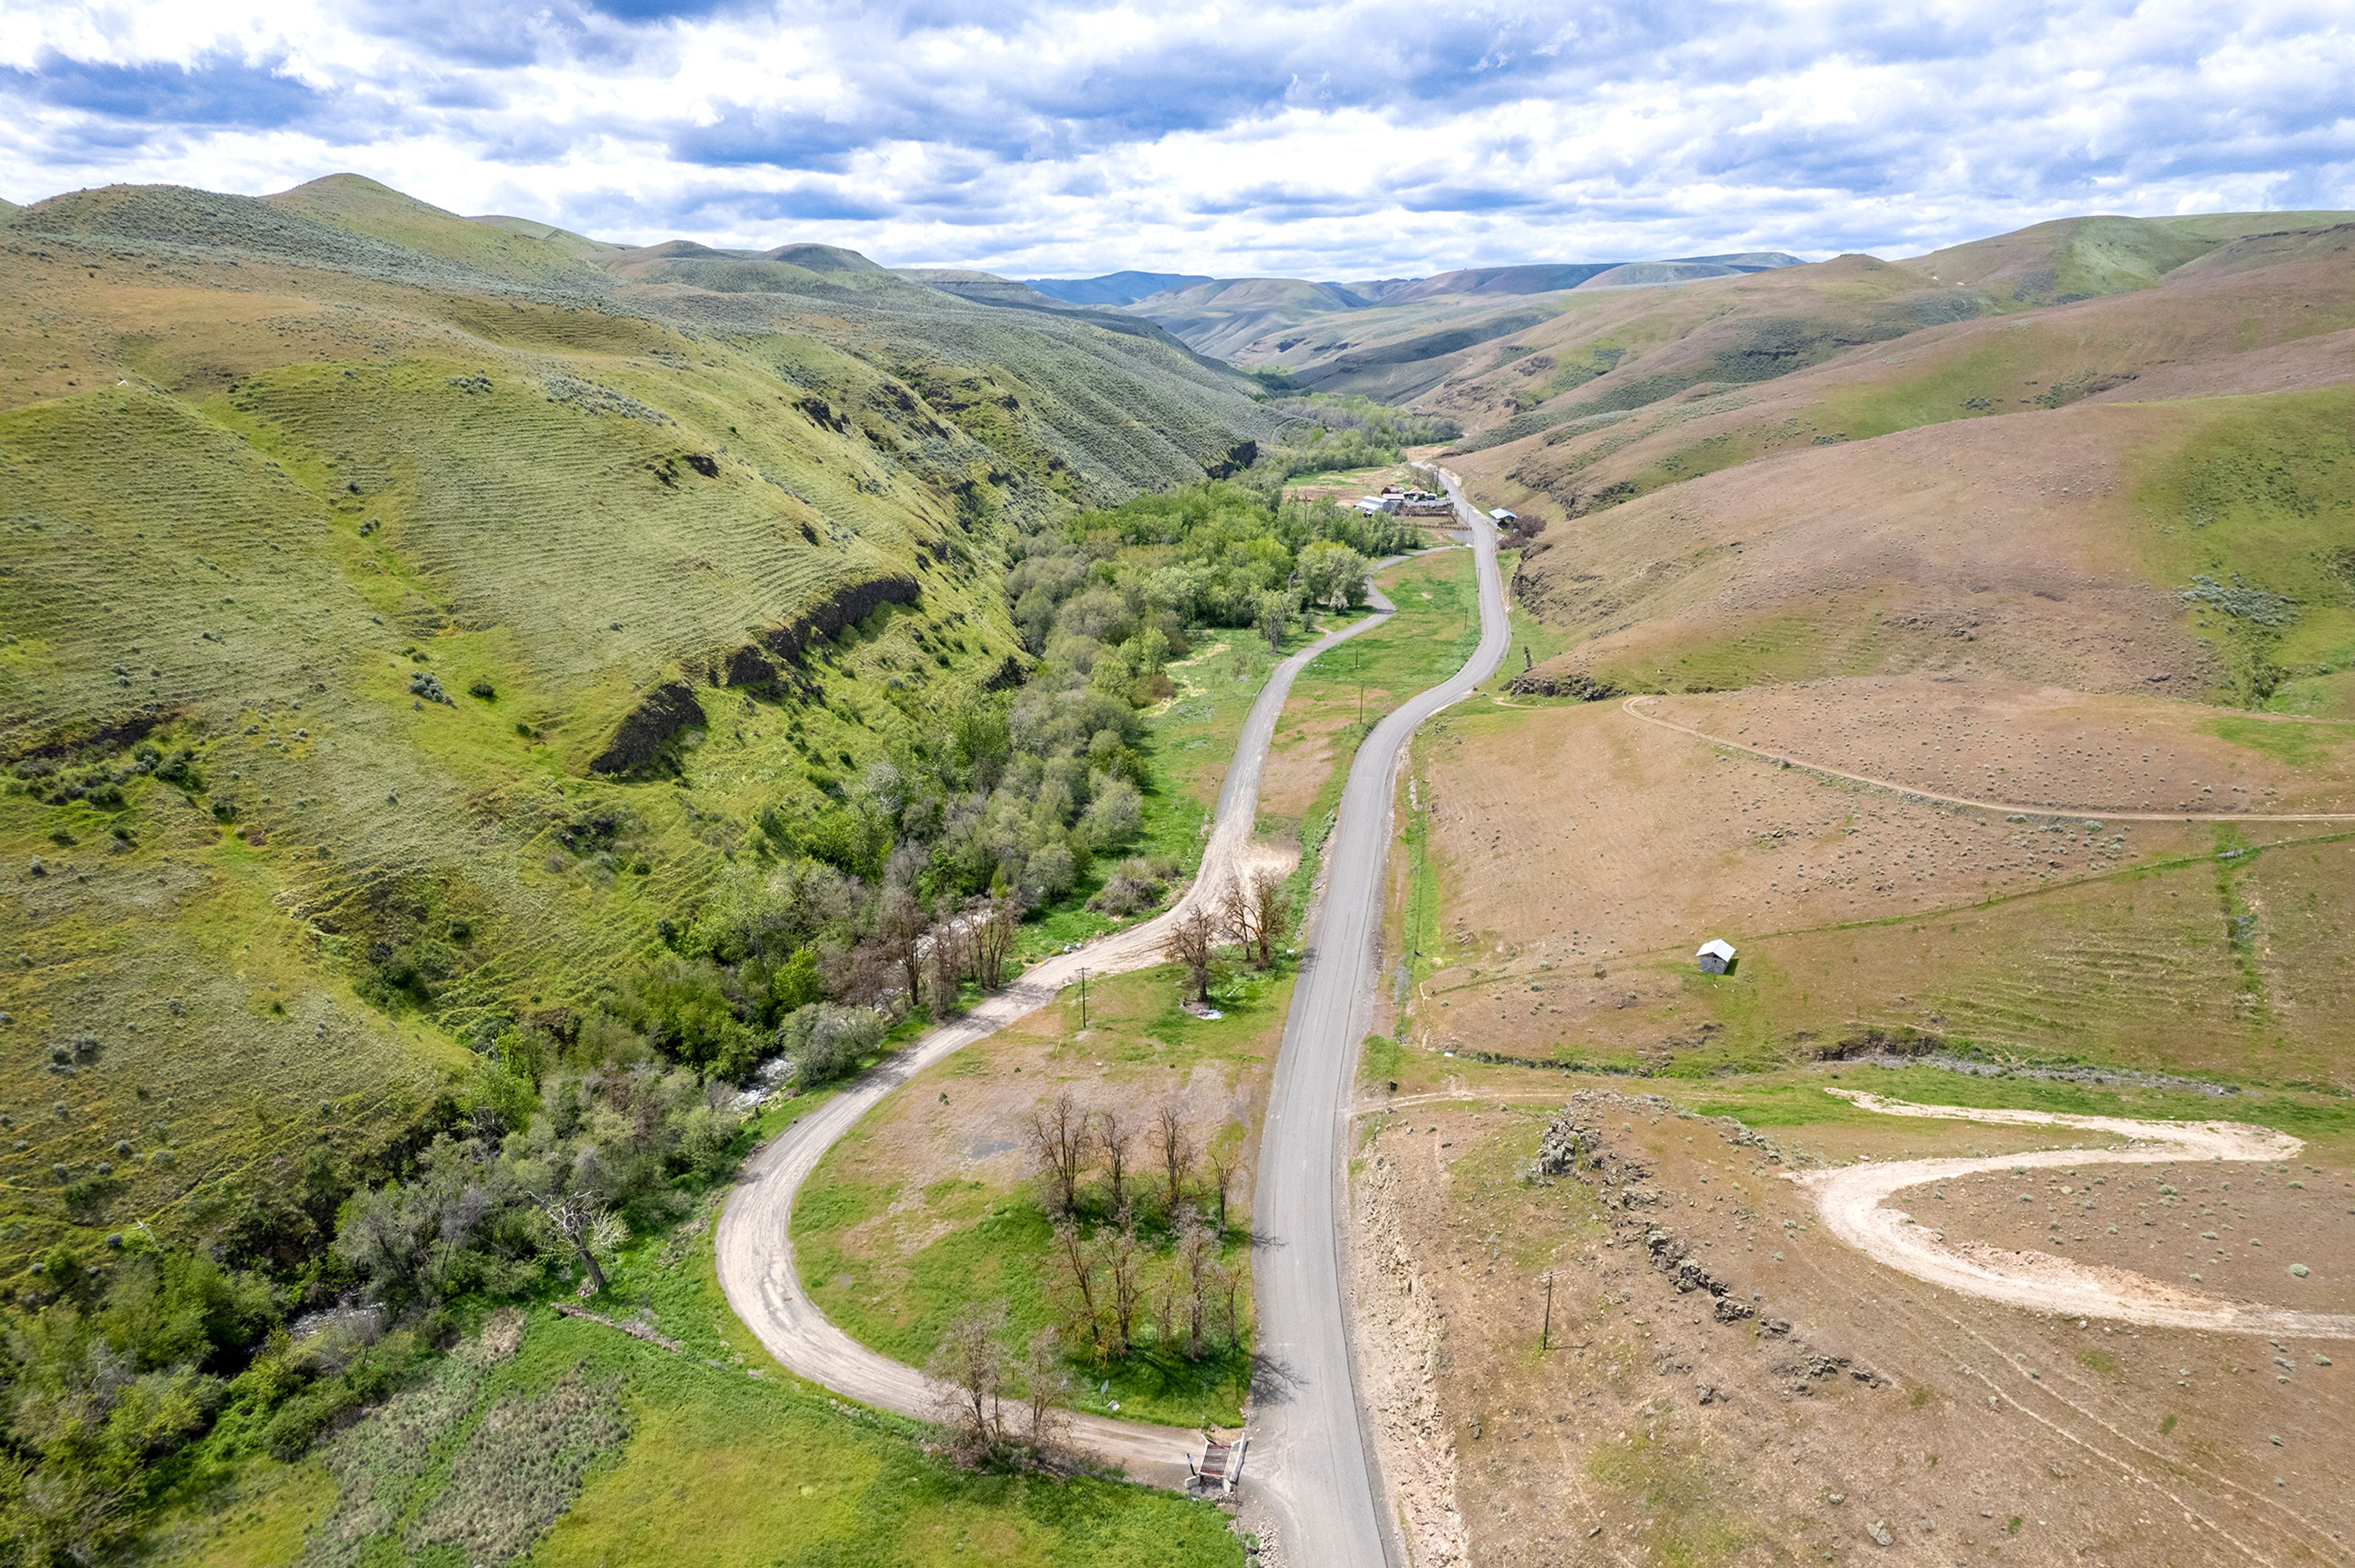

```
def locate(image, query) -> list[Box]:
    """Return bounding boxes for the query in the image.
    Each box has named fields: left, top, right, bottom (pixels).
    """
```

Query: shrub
left=778, top=1003, right=883, bottom=1086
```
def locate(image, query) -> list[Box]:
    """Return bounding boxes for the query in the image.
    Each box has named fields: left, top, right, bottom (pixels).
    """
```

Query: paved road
left=1246, top=476, right=1507, bottom=1567
left=715, top=586, right=1401, bottom=1488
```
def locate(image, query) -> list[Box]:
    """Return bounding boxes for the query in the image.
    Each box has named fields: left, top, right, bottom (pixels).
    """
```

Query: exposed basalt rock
left=720, top=574, right=922, bottom=689
left=1203, top=438, right=1258, bottom=479
left=589, top=681, right=704, bottom=775
left=979, top=652, right=1030, bottom=692
left=1507, top=669, right=1625, bottom=701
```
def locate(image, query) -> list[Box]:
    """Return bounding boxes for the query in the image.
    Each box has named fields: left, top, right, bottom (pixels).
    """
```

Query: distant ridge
left=1020, top=270, right=1212, bottom=305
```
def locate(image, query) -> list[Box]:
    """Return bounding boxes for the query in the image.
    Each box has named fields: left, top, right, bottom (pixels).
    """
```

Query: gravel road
left=1243, top=475, right=1507, bottom=1567
left=714, top=581, right=1403, bottom=1488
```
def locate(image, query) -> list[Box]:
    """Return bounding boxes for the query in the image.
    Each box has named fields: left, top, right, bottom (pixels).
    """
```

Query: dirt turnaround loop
left=1799, top=1090, right=2355, bottom=1337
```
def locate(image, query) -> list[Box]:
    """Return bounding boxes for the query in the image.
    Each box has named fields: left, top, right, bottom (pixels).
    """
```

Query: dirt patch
left=1931, top=1163, right=2355, bottom=1315
left=1358, top=1085, right=2355, bottom=1567
left=1651, top=677, right=2355, bottom=816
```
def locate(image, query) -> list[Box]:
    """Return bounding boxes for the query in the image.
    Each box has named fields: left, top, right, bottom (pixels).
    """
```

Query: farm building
left=1695, top=939, right=1737, bottom=974
left=1488, top=507, right=1517, bottom=526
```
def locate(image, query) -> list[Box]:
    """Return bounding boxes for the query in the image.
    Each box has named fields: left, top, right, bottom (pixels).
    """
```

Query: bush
left=778, top=1003, right=883, bottom=1087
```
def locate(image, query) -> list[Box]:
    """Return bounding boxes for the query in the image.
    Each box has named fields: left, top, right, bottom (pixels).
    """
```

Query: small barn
left=1695, top=938, right=1737, bottom=975
left=1489, top=507, right=1518, bottom=526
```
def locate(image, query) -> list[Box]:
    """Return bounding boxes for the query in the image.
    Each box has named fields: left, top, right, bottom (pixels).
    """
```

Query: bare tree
left=530, top=1188, right=621, bottom=1295
left=1175, top=1207, right=1216, bottom=1360
left=1020, top=1328, right=1071, bottom=1455
left=1102, top=1209, right=1143, bottom=1358
left=1097, top=1106, right=1133, bottom=1214
left=1152, top=1100, right=1193, bottom=1215
left=967, top=893, right=1016, bottom=992
left=1212, top=1258, right=1240, bottom=1350
left=1163, top=906, right=1217, bottom=1006
left=1206, top=1137, right=1238, bottom=1233
left=1049, top=1216, right=1103, bottom=1357
left=876, top=886, right=927, bottom=1008
left=926, top=1302, right=1011, bottom=1461
left=1027, top=1091, right=1090, bottom=1216
left=1219, top=874, right=1257, bottom=956
left=922, top=910, right=966, bottom=1019
left=1246, top=867, right=1290, bottom=969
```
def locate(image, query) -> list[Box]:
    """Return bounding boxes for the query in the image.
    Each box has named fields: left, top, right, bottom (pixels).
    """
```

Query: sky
left=1, top=1, right=2349, bottom=278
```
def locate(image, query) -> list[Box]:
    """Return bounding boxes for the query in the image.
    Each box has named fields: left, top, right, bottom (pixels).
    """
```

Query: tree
left=1097, top=1106, right=1133, bottom=1214
left=1049, top=1217, right=1103, bottom=1357
left=1027, top=1091, right=1090, bottom=1215
left=922, top=910, right=965, bottom=1019
left=1163, top=906, right=1216, bottom=1006
left=1206, top=1137, right=1238, bottom=1232
left=875, top=886, right=928, bottom=1009
left=1298, top=540, right=1369, bottom=610
left=967, top=892, right=1016, bottom=992
left=1152, top=1100, right=1193, bottom=1215
left=1246, top=867, right=1289, bottom=969
left=925, top=1303, right=1011, bottom=1462
left=1020, top=1328, right=1071, bottom=1456
left=1101, top=1210, right=1143, bottom=1358
left=1174, top=1207, right=1216, bottom=1360
left=529, top=1188, right=622, bottom=1295
left=1253, top=589, right=1289, bottom=653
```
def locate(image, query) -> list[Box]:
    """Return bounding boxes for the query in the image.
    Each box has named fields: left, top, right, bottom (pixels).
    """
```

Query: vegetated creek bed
left=1915, top=1161, right=2355, bottom=1314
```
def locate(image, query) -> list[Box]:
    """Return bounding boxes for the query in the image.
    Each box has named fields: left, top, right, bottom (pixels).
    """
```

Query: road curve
left=1801, top=1090, right=2355, bottom=1338
left=715, top=584, right=1403, bottom=1488
left=1245, top=473, right=1508, bottom=1567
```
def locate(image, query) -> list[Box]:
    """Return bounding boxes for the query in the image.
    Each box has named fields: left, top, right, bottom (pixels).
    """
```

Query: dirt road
left=714, top=586, right=1403, bottom=1489
left=1622, top=695, right=2355, bottom=824
left=1244, top=472, right=1508, bottom=1568
left=1801, top=1089, right=2355, bottom=1337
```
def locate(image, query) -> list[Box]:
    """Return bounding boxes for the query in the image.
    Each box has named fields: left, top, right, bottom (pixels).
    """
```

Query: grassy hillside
left=0, top=174, right=1277, bottom=1275
left=1454, top=221, right=2355, bottom=528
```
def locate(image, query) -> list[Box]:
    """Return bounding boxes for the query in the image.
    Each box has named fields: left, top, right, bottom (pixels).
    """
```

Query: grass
left=0, top=173, right=1284, bottom=1276
left=148, top=1092, right=1241, bottom=1567
left=795, top=960, right=1292, bottom=1429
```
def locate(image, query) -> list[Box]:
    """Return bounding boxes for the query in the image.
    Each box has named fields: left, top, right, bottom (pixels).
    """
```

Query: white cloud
left=0, top=0, right=2346, bottom=275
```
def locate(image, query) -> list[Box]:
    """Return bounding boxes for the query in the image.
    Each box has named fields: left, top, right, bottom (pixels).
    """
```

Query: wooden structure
left=1187, top=1431, right=1247, bottom=1497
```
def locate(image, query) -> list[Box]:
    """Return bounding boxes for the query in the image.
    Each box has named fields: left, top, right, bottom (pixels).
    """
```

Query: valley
left=4, top=164, right=2355, bottom=1568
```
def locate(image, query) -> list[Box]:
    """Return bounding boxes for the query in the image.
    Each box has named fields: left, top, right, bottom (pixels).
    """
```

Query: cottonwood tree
left=967, top=893, right=1016, bottom=991
left=1027, top=1091, right=1090, bottom=1215
left=927, top=1302, right=1011, bottom=1462
left=1152, top=1100, right=1193, bottom=1215
left=1101, top=1210, right=1143, bottom=1357
left=1246, top=868, right=1289, bottom=968
left=1163, top=906, right=1217, bottom=1006
left=1206, top=1138, right=1238, bottom=1231
left=1049, top=1216, right=1103, bottom=1356
left=1175, top=1207, right=1216, bottom=1360
left=922, top=908, right=966, bottom=1019
left=529, top=1188, right=624, bottom=1295
left=1020, top=1328, right=1071, bottom=1455
left=1097, top=1106, right=1133, bottom=1214
left=1254, top=590, right=1289, bottom=653
left=876, top=886, right=928, bottom=1008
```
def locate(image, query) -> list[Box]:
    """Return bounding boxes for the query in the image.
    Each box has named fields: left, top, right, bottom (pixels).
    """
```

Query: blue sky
left=2, top=1, right=2348, bottom=277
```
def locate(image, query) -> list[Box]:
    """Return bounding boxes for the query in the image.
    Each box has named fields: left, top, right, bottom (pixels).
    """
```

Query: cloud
left=0, top=0, right=2346, bottom=277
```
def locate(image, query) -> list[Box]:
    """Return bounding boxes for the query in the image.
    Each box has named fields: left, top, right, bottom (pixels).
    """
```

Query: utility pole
left=1541, top=1271, right=1556, bottom=1352
left=1078, top=967, right=1088, bottom=1031
left=1354, top=648, right=1362, bottom=729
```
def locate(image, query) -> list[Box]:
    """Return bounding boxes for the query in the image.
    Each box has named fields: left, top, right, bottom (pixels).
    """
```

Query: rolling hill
left=0, top=172, right=1273, bottom=1274
left=1445, top=212, right=2355, bottom=718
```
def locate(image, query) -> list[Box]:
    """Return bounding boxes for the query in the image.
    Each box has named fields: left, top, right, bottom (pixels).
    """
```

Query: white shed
left=1695, top=938, right=1737, bottom=975
left=1489, top=507, right=1518, bottom=525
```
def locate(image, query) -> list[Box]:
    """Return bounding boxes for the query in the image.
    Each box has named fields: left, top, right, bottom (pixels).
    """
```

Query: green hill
left=0, top=174, right=1273, bottom=1275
